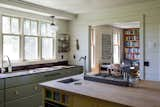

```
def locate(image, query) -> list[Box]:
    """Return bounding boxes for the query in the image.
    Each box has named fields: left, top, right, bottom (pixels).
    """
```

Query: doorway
left=90, top=21, right=141, bottom=75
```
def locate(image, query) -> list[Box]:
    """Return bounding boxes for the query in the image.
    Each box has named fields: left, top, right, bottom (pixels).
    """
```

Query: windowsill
left=3, top=59, right=60, bottom=68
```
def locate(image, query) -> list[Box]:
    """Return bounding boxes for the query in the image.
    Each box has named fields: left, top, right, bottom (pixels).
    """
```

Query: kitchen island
left=40, top=74, right=160, bottom=107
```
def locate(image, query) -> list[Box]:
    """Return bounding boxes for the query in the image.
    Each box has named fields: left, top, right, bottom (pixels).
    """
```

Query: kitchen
left=1, top=0, right=160, bottom=107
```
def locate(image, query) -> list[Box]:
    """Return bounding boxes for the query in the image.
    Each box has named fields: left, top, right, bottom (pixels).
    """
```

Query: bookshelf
left=123, top=28, right=140, bottom=67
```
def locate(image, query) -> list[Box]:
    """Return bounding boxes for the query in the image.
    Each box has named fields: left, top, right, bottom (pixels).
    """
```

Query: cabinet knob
left=15, top=91, right=19, bottom=95
left=34, top=86, right=38, bottom=91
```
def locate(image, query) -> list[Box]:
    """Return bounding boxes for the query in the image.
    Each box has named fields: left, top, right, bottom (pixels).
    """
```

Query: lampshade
left=50, top=16, right=58, bottom=32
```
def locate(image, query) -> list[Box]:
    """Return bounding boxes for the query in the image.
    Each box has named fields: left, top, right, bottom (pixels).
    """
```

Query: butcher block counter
left=40, top=74, right=160, bottom=107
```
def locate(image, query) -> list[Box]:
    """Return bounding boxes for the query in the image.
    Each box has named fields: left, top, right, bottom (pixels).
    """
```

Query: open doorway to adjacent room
left=90, top=21, right=140, bottom=76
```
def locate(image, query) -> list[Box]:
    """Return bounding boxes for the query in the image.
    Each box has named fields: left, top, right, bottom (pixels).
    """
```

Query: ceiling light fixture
left=50, top=16, right=58, bottom=31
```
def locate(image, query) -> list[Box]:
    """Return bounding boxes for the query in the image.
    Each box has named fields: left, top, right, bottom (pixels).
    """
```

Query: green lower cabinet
left=5, top=83, right=41, bottom=102
left=4, top=66, right=83, bottom=107
left=0, top=103, right=4, bottom=107
left=65, top=67, right=83, bottom=76
left=0, top=90, right=4, bottom=105
left=41, top=70, right=65, bottom=82
left=5, top=93, right=42, bottom=107
left=0, top=79, right=4, bottom=90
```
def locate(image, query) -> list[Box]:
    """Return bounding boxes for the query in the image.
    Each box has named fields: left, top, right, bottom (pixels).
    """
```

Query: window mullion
left=10, top=17, right=12, bottom=33
left=20, top=18, right=24, bottom=61
left=0, top=14, right=3, bottom=68
left=38, top=21, right=42, bottom=60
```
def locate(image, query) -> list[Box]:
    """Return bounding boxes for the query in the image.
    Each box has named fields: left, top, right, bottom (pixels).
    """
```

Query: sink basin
left=58, top=78, right=79, bottom=84
left=84, top=75, right=130, bottom=87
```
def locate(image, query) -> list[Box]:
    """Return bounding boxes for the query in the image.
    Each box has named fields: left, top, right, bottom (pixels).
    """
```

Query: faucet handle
left=8, top=66, right=12, bottom=73
left=1, top=67, right=6, bottom=73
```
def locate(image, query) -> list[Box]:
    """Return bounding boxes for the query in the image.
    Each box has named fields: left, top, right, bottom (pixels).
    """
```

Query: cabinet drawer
left=0, top=103, right=4, bottom=107
left=6, top=93, right=42, bottom=107
left=65, top=67, right=83, bottom=76
left=0, top=90, right=4, bottom=104
left=41, top=70, right=65, bottom=82
left=5, top=83, right=41, bottom=102
left=5, top=74, right=42, bottom=88
left=0, top=79, right=4, bottom=89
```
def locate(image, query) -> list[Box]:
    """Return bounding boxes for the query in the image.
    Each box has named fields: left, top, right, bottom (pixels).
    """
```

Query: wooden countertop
left=40, top=74, right=160, bottom=107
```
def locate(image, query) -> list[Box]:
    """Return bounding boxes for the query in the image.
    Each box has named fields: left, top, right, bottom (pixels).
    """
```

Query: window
left=1, top=15, right=56, bottom=63
left=24, top=19, right=38, bottom=60
left=42, top=38, right=53, bottom=59
left=2, top=16, right=20, bottom=60
left=3, top=36, right=20, bottom=60
left=113, top=30, right=120, bottom=64
left=24, top=37, right=38, bottom=60
left=40, top=22, right=56, bottom=60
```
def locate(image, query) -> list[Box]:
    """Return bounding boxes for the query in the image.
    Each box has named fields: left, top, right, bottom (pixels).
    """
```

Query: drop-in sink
left=58, top=78, right=79, bottom=84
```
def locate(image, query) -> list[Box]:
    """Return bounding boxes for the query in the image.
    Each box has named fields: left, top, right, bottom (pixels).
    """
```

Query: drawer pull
left=15, top=91, right=19, bottom=95
left=34, top=86, right=38, bottom=91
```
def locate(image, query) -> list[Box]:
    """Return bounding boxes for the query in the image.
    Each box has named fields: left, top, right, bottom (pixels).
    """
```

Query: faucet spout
left=1, top=56, right=12, bottom=73
left=79, top=56, right=87, bottom=77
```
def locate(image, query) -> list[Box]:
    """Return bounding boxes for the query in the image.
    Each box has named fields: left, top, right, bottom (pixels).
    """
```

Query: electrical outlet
left=144, top=61, right=149, bottom=66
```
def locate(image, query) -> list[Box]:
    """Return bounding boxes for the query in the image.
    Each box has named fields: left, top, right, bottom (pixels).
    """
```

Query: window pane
left=42, top=38, right=53, bottom=59
left=2, top=16, right=10, bottom=33
left=24, top=20, right=30, bottom=35
left=31, top=21, right=37, bottom=35
left=11, top=18, right=19, bottom=34
left=25, top=37, right=38, bottom=60
left=113, top=46, right=119, bottom=64
left=47, top=23, right=52, bottom=36
left=3, top=35, right=20, bottom=60
left=40, top=23, right=46, bottom=36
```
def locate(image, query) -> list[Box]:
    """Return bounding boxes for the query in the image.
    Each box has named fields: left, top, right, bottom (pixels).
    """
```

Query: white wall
left=68, top=0, right=160, bottom=81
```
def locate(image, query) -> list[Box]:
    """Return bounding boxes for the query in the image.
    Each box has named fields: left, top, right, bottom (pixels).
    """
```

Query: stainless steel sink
left=58, top=78, right=79, bottom=84
left=84, top=75, right=130, bottom=87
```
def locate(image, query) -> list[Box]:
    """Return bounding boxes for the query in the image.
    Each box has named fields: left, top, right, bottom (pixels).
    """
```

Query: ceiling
left=112, top=21, right=140, bottom=29
left=21, top=0, right=151, bottom=14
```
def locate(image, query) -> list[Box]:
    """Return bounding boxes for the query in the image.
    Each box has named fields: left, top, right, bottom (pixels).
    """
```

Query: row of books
left=125, top=48, right=140, bottom=53
left=125, top=36, right=139, bottom=41
left=124, top=29, right=139, bottom=35
left=125, top=53, right=140, bottom=60
left=132, top=61, right=139, bottom=67
left=125, top=41, right=139, bottom=47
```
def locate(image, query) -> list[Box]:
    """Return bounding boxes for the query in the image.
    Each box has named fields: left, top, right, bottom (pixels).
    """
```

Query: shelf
left=124, top=28, right=140, bottom=65
left=45, top=98, right=68, bottom=107
left=125, top=40, right=139, bottom=42
left=126, top=58, right=140, bottom=60
left=124, top=34, right=138, bottom=36
left=125, top=46, right=139, bottom=48
left=125, top=52, right=140, bottom=54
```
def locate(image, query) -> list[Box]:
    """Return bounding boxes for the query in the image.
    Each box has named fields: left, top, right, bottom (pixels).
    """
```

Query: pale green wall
left=68, top=0, right=160, bottom=81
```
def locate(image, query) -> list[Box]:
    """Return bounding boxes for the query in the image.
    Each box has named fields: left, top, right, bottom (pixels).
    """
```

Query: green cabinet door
left=0, top=90, right=4, bottom=104
left=0, top=79, right=4, bottom=89
left=0, top=103, right=4, bottom=107
left=5, top=74, right=42, bottom=88
left=6, top=93, right=42, bottom=107
left=5, top=83, right=41, bottom=102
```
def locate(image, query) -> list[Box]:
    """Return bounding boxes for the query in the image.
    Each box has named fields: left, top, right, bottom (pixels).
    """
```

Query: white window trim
left=0, top=15, right=57, bottom=67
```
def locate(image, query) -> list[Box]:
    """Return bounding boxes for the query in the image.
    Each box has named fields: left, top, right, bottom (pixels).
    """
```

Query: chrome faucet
left=1, top=56, right=12, bottom=73
left=79, top=56, right=87, bottom=76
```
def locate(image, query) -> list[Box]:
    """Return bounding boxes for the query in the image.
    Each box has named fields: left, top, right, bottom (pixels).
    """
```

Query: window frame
left=2, top=15, right=21, bottom=62
left=113, top=31, right=120, bottom=64
left=40, top=21, right=56, bottom=60
left=1, top=15, right=57, bottom=65
left=23, top=19, right=39, bottom=61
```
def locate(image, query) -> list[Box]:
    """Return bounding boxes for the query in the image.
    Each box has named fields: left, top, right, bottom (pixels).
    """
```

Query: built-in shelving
left=44, top=89, right=71, bottom=107
left=124, top=28, right=140, bottom=67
